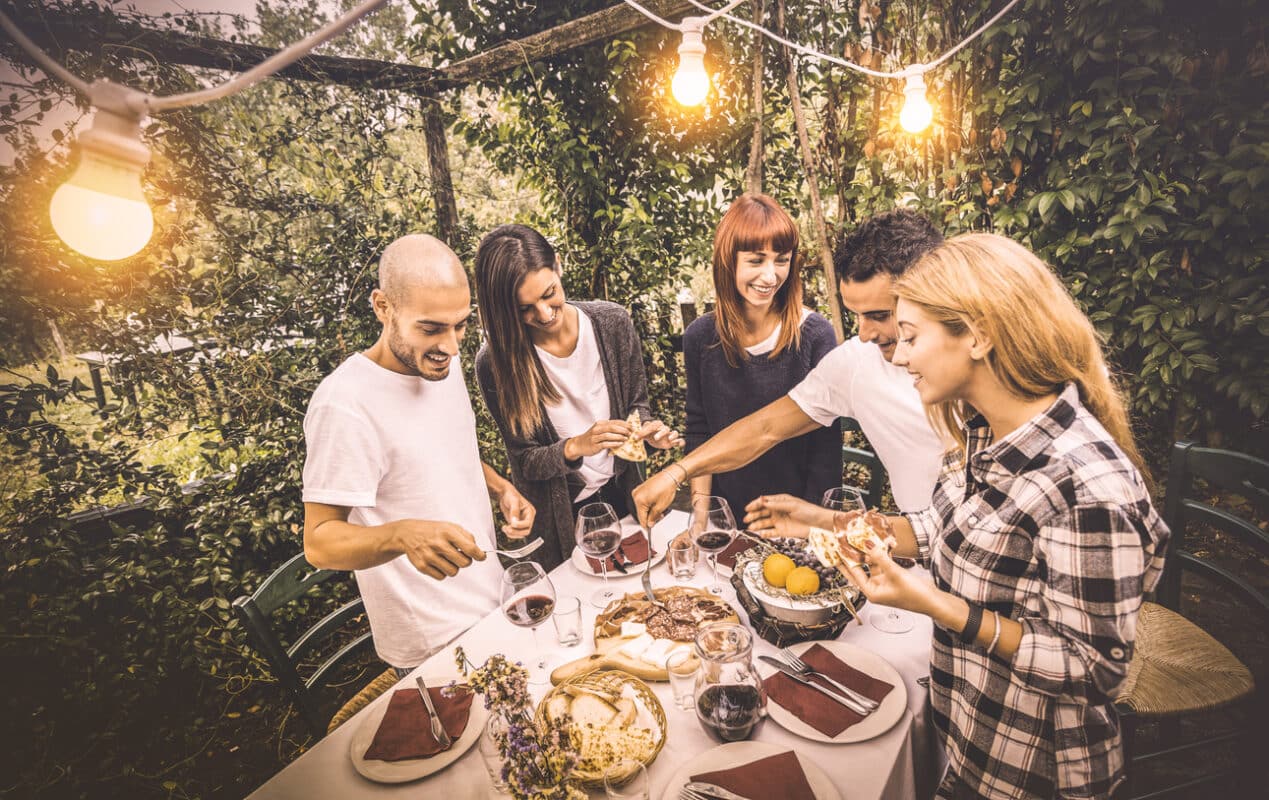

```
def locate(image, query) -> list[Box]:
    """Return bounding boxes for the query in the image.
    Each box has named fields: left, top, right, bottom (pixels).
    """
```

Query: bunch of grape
left=766, top=538, right=841, bottom=589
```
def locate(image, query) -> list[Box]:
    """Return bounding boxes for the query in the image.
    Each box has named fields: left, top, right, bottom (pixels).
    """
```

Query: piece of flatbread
left=808, top=518, right=884, bottom=568
left=612, top=410, right=647, bottom=462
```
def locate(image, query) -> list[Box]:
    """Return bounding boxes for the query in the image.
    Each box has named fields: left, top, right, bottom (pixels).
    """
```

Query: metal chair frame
left=1119, top=441, right=1269, bottom=799
left=233, top=552, right=379, bottom=736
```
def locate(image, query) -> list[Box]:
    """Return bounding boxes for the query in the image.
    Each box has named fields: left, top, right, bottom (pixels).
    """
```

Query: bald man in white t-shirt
left=634, top=210, right=947, bottom=534
left=302, top=234, right=535, bottom=670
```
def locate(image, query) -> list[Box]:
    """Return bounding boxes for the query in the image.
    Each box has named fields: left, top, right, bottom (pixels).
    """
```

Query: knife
left=611, top=544, right=628, bottom=574
left=415, top=676, right=453, bottom=749
left=757, top=655, right=871, bottom=715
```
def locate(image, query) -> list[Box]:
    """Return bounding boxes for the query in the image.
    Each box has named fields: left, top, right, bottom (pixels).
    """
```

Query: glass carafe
left=692, top=622, right=766, bottom=742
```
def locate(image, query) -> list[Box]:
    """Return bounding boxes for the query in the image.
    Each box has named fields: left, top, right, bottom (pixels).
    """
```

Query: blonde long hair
left=894, top=233, right=1147, bottom=476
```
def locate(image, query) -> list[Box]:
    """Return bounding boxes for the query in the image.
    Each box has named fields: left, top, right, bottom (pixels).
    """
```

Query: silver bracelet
left=986, top=611, right=1002, bottom=655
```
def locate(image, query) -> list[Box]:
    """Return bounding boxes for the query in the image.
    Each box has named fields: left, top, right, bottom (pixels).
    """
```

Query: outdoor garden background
left=0, top=0, right=1265, bottom=798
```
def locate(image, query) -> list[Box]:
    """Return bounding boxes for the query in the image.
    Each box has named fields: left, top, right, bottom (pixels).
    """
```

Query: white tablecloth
left=247, top=511, right=944, bottom=800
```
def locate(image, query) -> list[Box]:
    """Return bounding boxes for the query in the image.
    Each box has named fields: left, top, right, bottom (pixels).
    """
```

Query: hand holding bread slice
left=612, top=410, right=648, bottom=462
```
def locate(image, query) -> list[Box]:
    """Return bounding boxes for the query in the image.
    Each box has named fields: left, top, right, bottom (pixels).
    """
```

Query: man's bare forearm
left=304, top=508, right=402, bottom=571
left=679, top=396, right=820, bottom=480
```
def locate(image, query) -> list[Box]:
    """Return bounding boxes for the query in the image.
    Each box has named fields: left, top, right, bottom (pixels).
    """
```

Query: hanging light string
left=0, top=0, right=390, bottom=113
left=630, top=0, right=1024, bottom=77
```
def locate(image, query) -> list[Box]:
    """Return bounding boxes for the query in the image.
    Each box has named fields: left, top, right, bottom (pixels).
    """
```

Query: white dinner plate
left=570, top=521, right=669, bottom=578
left=348, top=673, right=488, bottom=784
left=756, top=640, right=908, bottom=744
left=658, top=741, right=842, bottom=800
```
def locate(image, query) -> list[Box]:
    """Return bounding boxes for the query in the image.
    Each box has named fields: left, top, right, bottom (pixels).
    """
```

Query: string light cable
left=0, top=0, right=390, bottom=259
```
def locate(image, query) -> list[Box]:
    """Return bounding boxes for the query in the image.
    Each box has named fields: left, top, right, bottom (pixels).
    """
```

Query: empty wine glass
left=826, top=491, right=916, bottom=635
left=576, top=502, right=622, bottom=608
left=500, top=561, right=556, bottom=684
left=689, top=495, right=736, bottom=594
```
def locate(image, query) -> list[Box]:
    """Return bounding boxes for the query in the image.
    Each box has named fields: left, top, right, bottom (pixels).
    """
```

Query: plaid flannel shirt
left=906, top=384, right=1168, bottom=799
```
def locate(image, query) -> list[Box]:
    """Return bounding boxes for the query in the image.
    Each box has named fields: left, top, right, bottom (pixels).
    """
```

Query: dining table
left=245, top=510, right=946, bottom=800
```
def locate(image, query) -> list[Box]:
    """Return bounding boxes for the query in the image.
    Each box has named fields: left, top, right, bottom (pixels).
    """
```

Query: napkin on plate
left=762, top=643, right=895, bottom=737
left=362, top=685, right=473, bottom=762
left=585, top=530, right=656, bottom=572
left=715, top=536, right=754, bottom=569
left=691, top=750, right=816, bottom=800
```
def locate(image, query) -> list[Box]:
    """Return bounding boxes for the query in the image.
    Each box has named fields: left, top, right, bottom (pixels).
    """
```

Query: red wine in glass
left=576, top=503, right=622, bottom=608
left=504, top=594, right=556, bottom=627
left=695, top=684, right=764, bottom=742
left=580, top=528, right=623, bottom=559
left=694, top=530, right=732, bottom=552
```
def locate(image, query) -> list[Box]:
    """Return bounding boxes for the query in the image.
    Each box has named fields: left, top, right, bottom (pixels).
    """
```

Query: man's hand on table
left=497, top=485, right=535, bottom=539
left=743, top=493, right=831, bottom=537
left=392, top=520, right=487, bottom=580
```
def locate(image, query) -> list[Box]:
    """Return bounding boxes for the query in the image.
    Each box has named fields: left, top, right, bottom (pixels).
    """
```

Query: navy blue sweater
left=683, top=311, right=842, bottom=522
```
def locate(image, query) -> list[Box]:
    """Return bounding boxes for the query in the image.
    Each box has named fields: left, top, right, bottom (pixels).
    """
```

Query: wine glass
left=825, top=490, right=916, bottom=635
left=689, top=495, right=736, bottom=594
left=576, top=502, right=623, bottom=608
left=500, top=561, right=556, bottom=684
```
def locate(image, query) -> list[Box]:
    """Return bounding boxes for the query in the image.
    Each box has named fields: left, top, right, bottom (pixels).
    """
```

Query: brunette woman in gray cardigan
left=473, top=225, right=683, bottom=571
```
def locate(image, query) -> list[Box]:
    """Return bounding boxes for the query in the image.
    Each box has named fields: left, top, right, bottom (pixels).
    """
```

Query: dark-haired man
left=635, top=208, right=947, bottom=532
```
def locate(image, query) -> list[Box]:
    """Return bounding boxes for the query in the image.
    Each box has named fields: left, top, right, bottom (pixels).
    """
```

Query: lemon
left=762, top=553, right=796, bottom=588
left=785, top=566, right=821, bottom=596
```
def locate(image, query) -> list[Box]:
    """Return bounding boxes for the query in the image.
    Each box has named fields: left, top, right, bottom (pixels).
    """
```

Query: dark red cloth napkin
left=691, top=750, right=816, bottom=800
left=585, top=530, right=656, bottom=572
left=716, top=536, right=754, bottom=569
left=762, top=643, right=895, bottom=737
left=362, top=685, right=473, bottom=762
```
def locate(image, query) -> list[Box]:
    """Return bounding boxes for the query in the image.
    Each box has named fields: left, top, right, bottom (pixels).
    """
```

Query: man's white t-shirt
left=302, top=353, right=502, bottom=668
left=535, top=309, right=614, bottom=502
left=788, top=337, right=945, bottom=511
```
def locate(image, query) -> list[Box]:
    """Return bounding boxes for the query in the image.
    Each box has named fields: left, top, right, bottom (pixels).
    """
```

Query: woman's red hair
left=711, top=194, right=804, bottom=367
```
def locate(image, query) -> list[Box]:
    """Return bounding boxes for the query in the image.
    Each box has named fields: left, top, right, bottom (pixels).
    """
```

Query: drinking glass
left=689, top=496, right=736, bottom=594
left=666, top=649, right=698, bottom=711
left=825, top=491, right=916, bottom=635
left=552, top=595, right=583, bottom=647
left=667, top=537, right=698, bottom=581
left=576, top=502, right=623, bottom=608
left=603, top=759, right=649, bottom=800
left=478, top=714, right=509, bottom=793
left=500, top=561, right=556, bottom=684
left=822, top=484, right=867, bottom=512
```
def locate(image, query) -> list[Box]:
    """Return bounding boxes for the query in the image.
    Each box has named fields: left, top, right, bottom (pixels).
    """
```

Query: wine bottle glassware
left=576, top=502, right=623, bottom=608
left=689, top=495, right=736, bottom=594
left=500, top=560, right=557, bottom=684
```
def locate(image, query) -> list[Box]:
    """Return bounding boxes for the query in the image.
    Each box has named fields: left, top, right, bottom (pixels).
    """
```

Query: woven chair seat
left=1116, top=602, right=1254, bottom=717
left=327, top=667, right=399, bottom=735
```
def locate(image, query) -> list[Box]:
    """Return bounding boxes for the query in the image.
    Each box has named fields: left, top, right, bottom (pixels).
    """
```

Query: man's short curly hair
left=835, top=209, right=944, bottom=283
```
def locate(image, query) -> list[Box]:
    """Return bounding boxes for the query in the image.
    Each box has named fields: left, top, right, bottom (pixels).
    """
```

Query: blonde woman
left=837, top=233, right=1168, bottom=799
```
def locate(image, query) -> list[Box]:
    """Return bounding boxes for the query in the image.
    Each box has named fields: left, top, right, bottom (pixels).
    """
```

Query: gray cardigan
left=475, top=301, right=653, bottom=571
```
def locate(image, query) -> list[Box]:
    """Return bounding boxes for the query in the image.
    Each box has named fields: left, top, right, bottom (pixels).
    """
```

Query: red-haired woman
left=683, top=194, right=841, bottom=521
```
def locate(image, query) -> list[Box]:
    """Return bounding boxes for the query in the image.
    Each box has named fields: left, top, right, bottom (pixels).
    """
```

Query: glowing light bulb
left=899, top=72, right=934, bottom=134
left=49, top=101, right=153, bottom=260
left=672, top=21, right=709, bottom=107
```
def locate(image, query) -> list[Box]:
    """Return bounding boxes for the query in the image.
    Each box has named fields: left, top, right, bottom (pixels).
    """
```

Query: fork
left=491, top=537, right=545, bottom=559
left=680, top=783, right=756, bottom=800
left=778, top=648, right=879, bottom=710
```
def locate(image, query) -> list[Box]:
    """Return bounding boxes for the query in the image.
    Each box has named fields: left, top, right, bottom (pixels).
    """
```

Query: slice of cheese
left=620, top=621, right=647, bottom=639
left=639, top=637, right=676, bottom=667
left=618, top=633, right=654, bottom=659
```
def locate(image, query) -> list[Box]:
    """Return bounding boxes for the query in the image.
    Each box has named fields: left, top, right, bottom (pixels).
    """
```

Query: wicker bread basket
left=534, top=668, right=667, bottom=788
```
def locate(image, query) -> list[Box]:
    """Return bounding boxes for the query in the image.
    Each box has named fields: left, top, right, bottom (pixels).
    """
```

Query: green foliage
left=0, top=0, right=1264, bottom=797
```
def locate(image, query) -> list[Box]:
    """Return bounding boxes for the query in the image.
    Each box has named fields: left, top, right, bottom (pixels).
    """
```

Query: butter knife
left=415, top=676, right=453, bottom=749
left=757, top=655, right=871, bottom=715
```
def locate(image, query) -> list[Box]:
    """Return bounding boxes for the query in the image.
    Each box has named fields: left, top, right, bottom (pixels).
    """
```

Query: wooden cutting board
left=550, top=586, right=738, bottom=684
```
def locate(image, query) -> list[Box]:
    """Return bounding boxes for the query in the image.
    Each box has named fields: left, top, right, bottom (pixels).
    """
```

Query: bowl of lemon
left=736, top=538, right=865, bottom=626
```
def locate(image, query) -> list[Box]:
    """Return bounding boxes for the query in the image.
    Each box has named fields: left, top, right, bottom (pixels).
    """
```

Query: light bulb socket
left=677, top=16, right=707, bottom=57
left=903, top=73, right=928, bottom=96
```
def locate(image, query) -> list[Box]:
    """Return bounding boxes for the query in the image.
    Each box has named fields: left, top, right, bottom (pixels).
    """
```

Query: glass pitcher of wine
left=692, top=622, right=766, bottom=743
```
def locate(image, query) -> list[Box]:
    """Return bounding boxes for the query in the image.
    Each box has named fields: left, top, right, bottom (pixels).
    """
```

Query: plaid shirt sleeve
left=903, top=506, right=938, bottom=566
left=1010, top=501, right=1148, bottom=704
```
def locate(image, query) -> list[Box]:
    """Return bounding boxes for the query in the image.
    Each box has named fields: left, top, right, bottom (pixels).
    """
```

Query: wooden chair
left=1115, top=442, right=1267, bottom=798
left=840, top=417, right=888, bottom=508
left=233, top=552, right=396, bottom=737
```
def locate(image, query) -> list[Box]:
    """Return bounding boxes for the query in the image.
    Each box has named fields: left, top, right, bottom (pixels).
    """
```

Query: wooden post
left=421, top=100, right=460, bottom=246
left=744, top=0, right=765, bottom=194
left=777, top=0, right=844, bottom=342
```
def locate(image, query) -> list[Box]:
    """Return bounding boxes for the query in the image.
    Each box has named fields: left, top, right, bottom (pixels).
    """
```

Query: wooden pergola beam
left=6, top=1, right=693, bottom=94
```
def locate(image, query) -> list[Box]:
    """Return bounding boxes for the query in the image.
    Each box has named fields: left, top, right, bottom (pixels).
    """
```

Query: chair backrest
left=840, top=417, right=888, bottom=509
left=1158, top=441, right=1269, bottom=617
left=232, top=552, right=375, bottom=736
